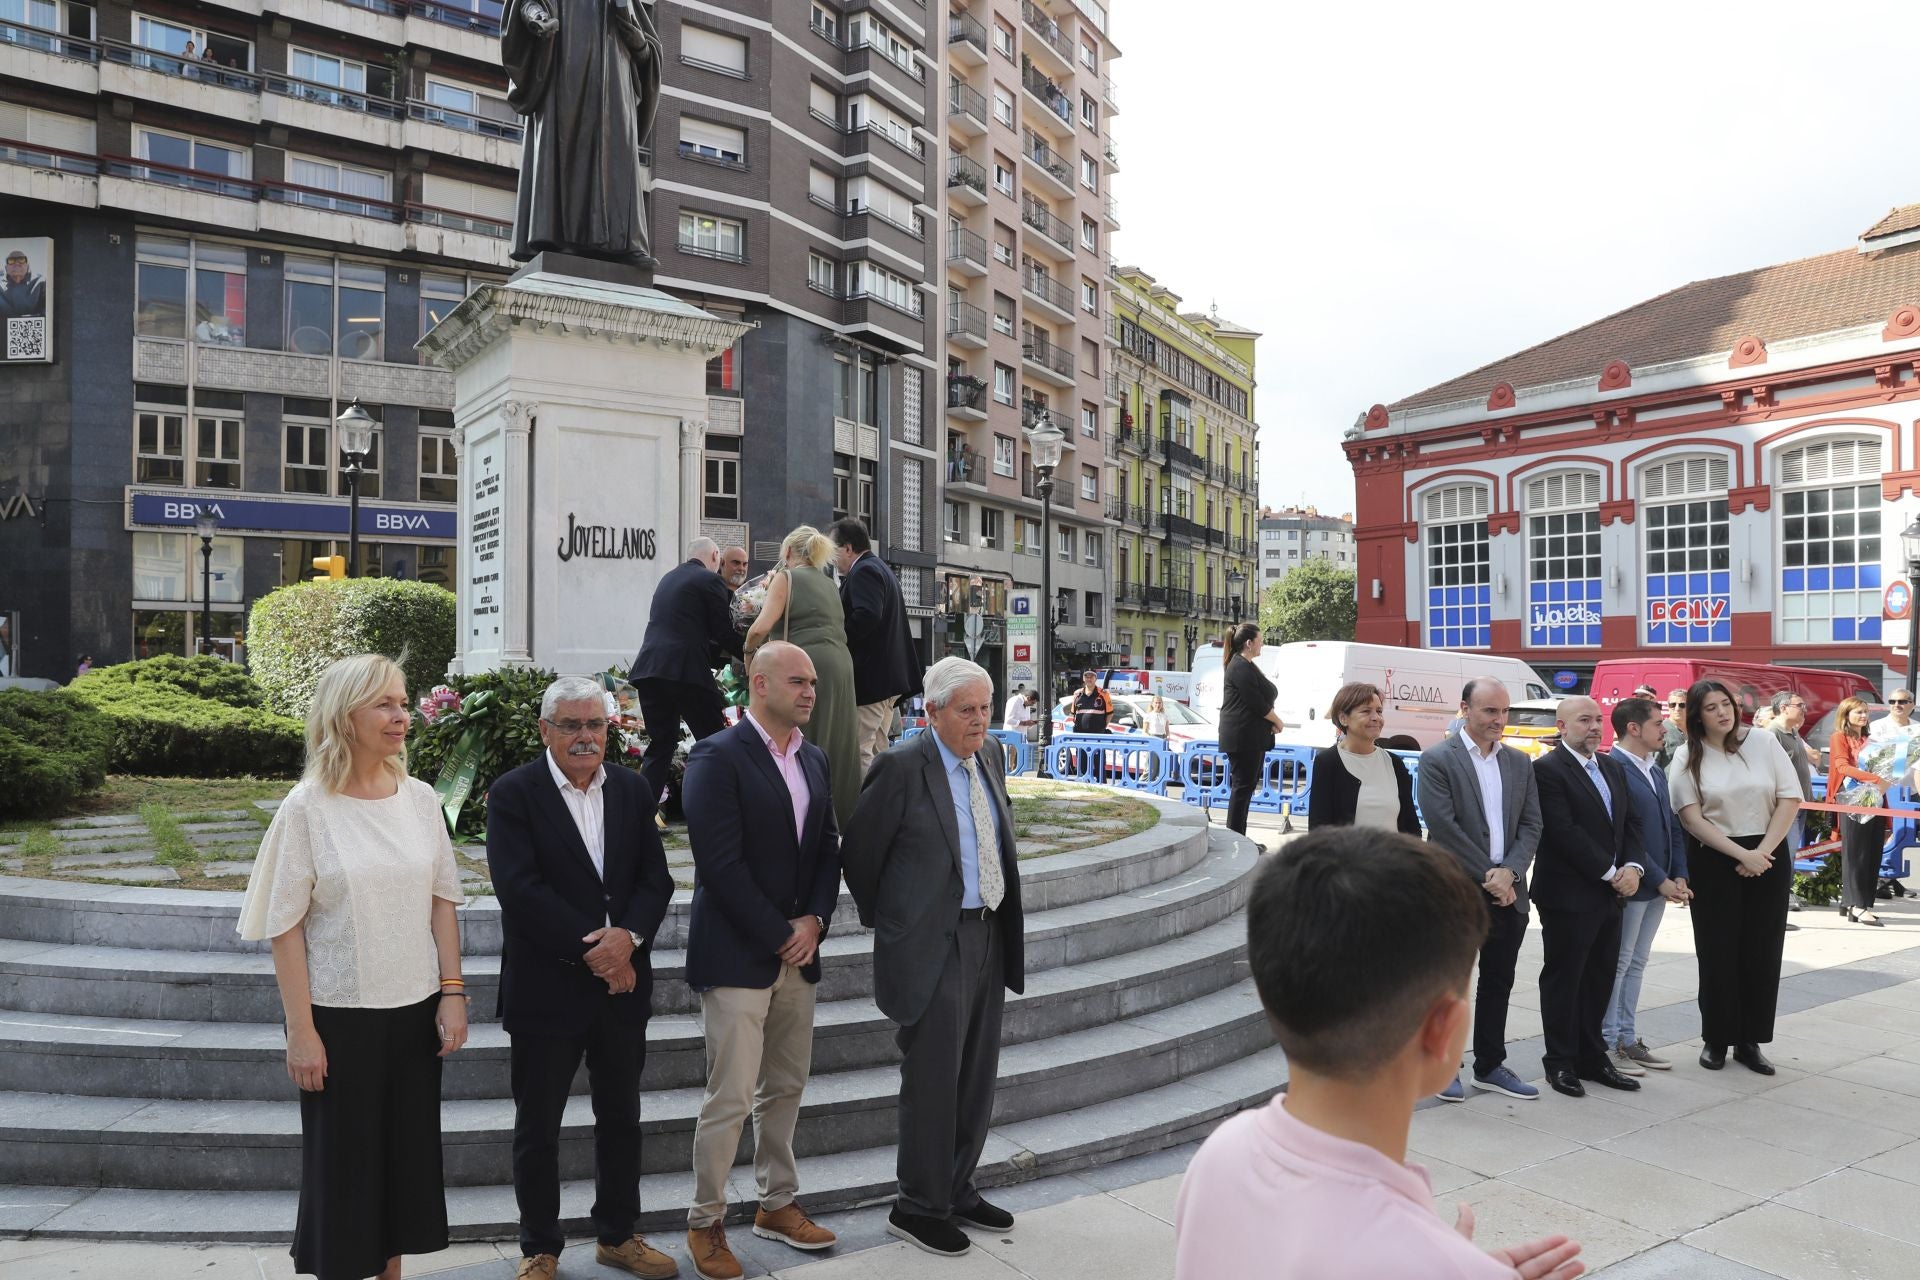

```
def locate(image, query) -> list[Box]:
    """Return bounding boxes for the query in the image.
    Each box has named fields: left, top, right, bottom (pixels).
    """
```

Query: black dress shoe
left=1732, top=1043, right=1776, bottom=1075
left=1578, top=1063, right=1642, bottom=1092
left=888, top=1207, right=971, bottom=1256
left=1699, top=1046, right=1727, bottom=1070
left=953, top=1198, right=1015, bottom=1232
left=1546, top=1068, right=1585, bottom=1098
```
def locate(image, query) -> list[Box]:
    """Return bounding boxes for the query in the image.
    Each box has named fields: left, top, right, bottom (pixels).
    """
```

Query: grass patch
left=140, top=802, right=200, bottom=869
left=18, top=828, right=60, bottom=861
left=73, top=776, right=294, bottom=821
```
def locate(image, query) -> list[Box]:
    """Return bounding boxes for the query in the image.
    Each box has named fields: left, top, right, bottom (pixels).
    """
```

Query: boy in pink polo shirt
left=1175, top=827, right=1586, bottom=1280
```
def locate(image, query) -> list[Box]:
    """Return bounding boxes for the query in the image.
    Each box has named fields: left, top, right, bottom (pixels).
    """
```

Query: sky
left=1105, top=0, right=1920, bottom=519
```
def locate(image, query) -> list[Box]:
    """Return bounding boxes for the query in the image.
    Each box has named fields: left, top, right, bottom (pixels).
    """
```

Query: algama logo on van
left=1381, top=668, right=1447, bottom=705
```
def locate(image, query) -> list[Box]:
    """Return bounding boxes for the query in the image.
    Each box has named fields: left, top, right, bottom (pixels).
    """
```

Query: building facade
left=938, top=0, right=1119, bottom=699
left=0, top=0, right=946, bottom=678
left=1106, top=265, right=1259, bottom=672
left=1257, top=506, right=1354, bottom=591
left=1347, top=203, right=1920, bottom=692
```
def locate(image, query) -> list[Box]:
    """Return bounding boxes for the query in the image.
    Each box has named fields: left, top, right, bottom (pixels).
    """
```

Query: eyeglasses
left=545, top=717, right=608, bottom=735
left=1894, top=700, right=1915, bottom=708
left=1667, top=701, right=1686, bottom=708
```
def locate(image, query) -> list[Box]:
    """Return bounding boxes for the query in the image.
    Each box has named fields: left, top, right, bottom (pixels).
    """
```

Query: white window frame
left=1080, top=465, right=1098, bottom=501
left=1084, top=532, right=1102, bottom=568
left=1640, top=455, right=1731, bottom=647
left=993, top=84, right=1014, bottom=126
left=992, top=17, right=1014, bottom=57
left=992, top=435, right=1015, bottom=476
left=992, top=157, right=1014, bottom=194
left=944, top=499, right=966, bottom=543
left=678, top=210, right=745, bottom=261
left=134, top=125, right=251, bottom=179
left=1523, top=470, right=1603, bottom=650
left=1776, top=437, right=1886, bottom=646
left=807, top=252, right=837, bottom=294
left=1420, top=483, right=1492, bottom=651
left=135, top=406, right=185, bottom=486
left=993, top=363, right=1014, bottom=405
left=979, top=506, right=1002, bottom=550
left=193, top=412, right=242, bottom=489
left=419, top=430, right=458, bottom=503
left=703, top=434, right=741, bottom=520
left=283, top=418, right=331, bottom=495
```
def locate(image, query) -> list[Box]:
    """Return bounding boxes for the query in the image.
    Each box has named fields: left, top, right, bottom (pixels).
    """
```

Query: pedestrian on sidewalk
left=238, top=653, right=468, bottom=1280
left=1306, top=681, right=1420, bottom=834
left=680, top=643, right=842, bottom=1279
left=1174, top=826, right=1585, bottom=1280
left=1604, top=696, right=1691, bottom=1077
left=1669, top=680, right=1802, bottom=1075
left=1828, top=695, right=1887, bottom=927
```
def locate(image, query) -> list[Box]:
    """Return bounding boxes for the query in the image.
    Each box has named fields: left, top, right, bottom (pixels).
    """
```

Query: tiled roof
left=1864, top=203, right=1920, bottom=240
left=1390, top=239, right=1920, bottom=413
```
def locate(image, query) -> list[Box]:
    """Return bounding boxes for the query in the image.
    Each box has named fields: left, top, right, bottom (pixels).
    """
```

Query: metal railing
left=948, top=9, right=988, bottom=54
left=1161, top=433, right=1205, bottom=472
left=264, top=71, right=405, bottom=119
left=948, top=78, right=987, bottom=126
left=947, top=376, right=988, bottom=411
left=1020, top=0, right=1071, bottom=60
left=947, top=152, right=987, bottom=193
left=947, top=224, right=988, bottom=268
left=103, top=155, right=259, bottom=200
left=0, top=137, right=100, bottom=175
left=264, top=178, right=401, bottom=221
left=1021, top=338, right=1075, bottom=379
left=1020, top=60, right=1073, bottom=127
left=946, top=449, right=985, bottom=485
left=0, top=16, right=100, bottom=61
left=407, top=97, right=521, bottom=139
left=1021, top=128, right=1071, bottom=187
left=1021, top=266, right=1073, bottom=312
left=406, top=201, right=510, bottom=238
left=677, top=240, right=747, bottom=263
left=1020, top=194, right=1074, bottom=250
left=102, top=39, right=262, bottom=92
left=945, top=299, right=988, bottom=342
left=410, top=0, right=503, bottom=36
left=1160, top=512, right=1205, bottom=541
left=854, top=36, right=924, bottom=82
left=856, top=120, right=925, bottom=158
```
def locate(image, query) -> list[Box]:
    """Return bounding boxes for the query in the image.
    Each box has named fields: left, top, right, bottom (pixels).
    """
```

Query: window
left=136, top=407, right=185, bottom=484
left=134, top=234, right=188, bottom=338
left=707, top=335, right=742, bottom=395
left=424, top=78, right=505, bottom=122
left=420, top=272, right=467, bottom=337
left=992, top=222, right=1015, bottom=265
left=809, top=3, right=836, bottom=42
left=681, top=22, right=747, bottom=76
left=195, top=413, right=241, bottom=489
left=1057, top=525, right=1075, bottom=562
left=979, top=507, right=1002, bottom=549
left=335, top=262, right=385, bottom=362
left=1080, top=38, right=1098, bottom=69
left=847, top=175, right=919, bottom=234
left=289, top=154, right=392, bottom=217
left=836, top=354, right=879, bottom=424
left=703, top=434, right=740, bottom=519
left=1080, top=92, right=1097, bottom=128
left=1524, top=471, right=1602, bottom=648
left=1084, top=532, right=1102, bottom=567
left=1085, top=592, right=1102, bottom=625
left=1080, top=216, right=1098, bottom=250
left=292, top=47, right=368, bottom=92
left=992, top=17, right=1013, bottom=56
left=1015, top=515, right=1042, bottom=556
left=992, top=292, right=1014, bottom=336
left=992, top=154, right=1014, bottom=194
left=808, top=80, right=838, bottom=124
left=993, top=434, right=1015, bottom=476
left=846, top=94, right=918, bottom=152
left=284, top=419, right=330, bottom=494
left=848, top=262, right=922, bottom=315
left=992, top=83, right=1013, bottom=126
left=808, top=163, right=836, bottom=205
left=1778, top=438, right=1885, bottom=644
left=1081, top=278, right=1098, bottom=313
left=807, top=252, right=837, bottom=296
left=419, top=432, right=458, bottom=503
left=1080, top=465, right=1098, bottom=500
left=1080, top=153, right=1098, bottom=190
left=678, top=116, right=746, bottom=165
left=1422, top=484, right=1491, bottom=650
left=847, top=13, right=914, bottom=74
left=678, top=211, right=745, bottom=261
left=283, top=255, right=333, bottom=356
left=993, top=363, right=1014, bottom=404
left=135, top=126, right=249, bottom=181
left=1641, top=456, right=1730, bottom=646
left=832, top=452, right=874, bottom=524
left=944, top=500, right=965, bottom=543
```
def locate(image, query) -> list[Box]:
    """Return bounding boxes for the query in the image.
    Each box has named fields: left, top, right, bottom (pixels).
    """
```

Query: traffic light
left=312, top=555, right=346, bottom=580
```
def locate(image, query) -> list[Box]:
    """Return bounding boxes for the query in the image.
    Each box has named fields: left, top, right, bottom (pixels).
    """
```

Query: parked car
left=1588, top=658, right=1875, bottom=751
left=1109, top=694, right=1219, bottom=748
left=1501, top=698, right=1562, bottom=759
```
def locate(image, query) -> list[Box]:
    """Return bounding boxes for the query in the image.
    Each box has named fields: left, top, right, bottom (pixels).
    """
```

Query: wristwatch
left=628, top=929, right=645, bottom=951
left=813, top=914, right=828, bottom=937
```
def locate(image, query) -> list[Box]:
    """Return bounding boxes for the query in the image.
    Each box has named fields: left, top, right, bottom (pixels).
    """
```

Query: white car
left=1050, top=693, right=1219, bottom=748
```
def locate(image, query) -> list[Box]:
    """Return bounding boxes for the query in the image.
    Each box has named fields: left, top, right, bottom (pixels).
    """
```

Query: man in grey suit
left=1416, top=676, right=1544, bottom=1103
left=842, top=656, right=1023, bottom=1259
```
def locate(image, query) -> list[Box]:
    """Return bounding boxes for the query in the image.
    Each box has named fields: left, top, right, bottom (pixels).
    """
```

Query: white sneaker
left=1611, top=1046, right=1647, bottom=1077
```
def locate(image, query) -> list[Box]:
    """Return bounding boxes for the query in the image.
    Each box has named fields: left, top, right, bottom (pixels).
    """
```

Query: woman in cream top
left=1667, top=680, right=1801, bottom=1076
left=240, top=654, right=467, bottom=1280
left=1307, top=682, right=1422, bottom=834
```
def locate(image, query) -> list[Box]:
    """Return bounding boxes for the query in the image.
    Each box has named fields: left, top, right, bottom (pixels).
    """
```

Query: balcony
left=1116, top=582, right=1147, bottom=607
left=946, top=374, right=989, bottom=420
left=1103, top=192, right=1120, bottom=230
left=948, top=77, right=988, bottom=136
left=1020, top=266, right=1075, bottom=323
left=1020, top=193, right=1075, bottom=259
left=265, top=177, right=402, bottom=223
left=406, top=201, right=510, bottom=240
left=946, top=448, right=986, bottom=488
left=947, top=152, right=987, bottom=206
left=946, top=298, right=989, bottom=348
left=946, top=224, right=988, bottom=276
left=1104, top=370, right=1122, bottom=404
left=1103, top=77, right=1118, bottom=111
left=1020, top=465, right=1077, bottom=510
left=1021, top=337, right=1076, bottom=388
left=1126, top=503, right=1152, bottom=529
left=1160, top=512, right=1205, bottom=542
left=0, top=137, right=99, bottom=177
left=853, top=120, right=925, bottom=161
left=1020, top=0, right=1073, bottom=75
left=103, top=39, right=262, bottom=93
left=1020, top=128, right=1074, bottom=198
left=948, top=9, right=988, bottom=65
left=1020, top=59, right=1075, bottom=138
left=104, top=155, right=260, bottom=202
left=1160, top=432, right=1204, bottom=473
left=407, top=97, right=522, bottom=141
left=1103, top=140, right=1119, bottom=171
left=410, top=0, right=502, bottom=37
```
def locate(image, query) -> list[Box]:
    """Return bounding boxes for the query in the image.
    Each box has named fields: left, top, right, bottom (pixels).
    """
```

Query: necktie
left=961, top=757, right=1005, bottom=911
left=1585, top=756, right=1612, bottom=818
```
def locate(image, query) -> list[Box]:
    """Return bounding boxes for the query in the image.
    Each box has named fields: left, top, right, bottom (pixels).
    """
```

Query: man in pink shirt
left=1175, top=827, right=1586, bottom=1280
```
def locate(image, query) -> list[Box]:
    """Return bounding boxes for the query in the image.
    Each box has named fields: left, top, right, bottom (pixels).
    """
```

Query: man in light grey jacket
left=1416, top=676, right=1544, bottom=1102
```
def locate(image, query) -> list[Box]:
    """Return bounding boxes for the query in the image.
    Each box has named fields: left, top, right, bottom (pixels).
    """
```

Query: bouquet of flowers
left=730, top=571, right=772, bottom=634
left=1836, top=737, right=1915, bottom=821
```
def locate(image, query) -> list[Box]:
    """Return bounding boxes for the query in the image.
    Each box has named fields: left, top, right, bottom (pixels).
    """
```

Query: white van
left=1191, top=641, right=1551, bottom=750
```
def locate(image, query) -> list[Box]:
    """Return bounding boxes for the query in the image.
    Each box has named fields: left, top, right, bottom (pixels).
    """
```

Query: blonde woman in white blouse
left=239, top=654, right=468, bottom=1280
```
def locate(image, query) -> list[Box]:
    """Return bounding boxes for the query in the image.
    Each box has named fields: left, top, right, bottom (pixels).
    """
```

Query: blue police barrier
left=989, top=727, right=1034, bottom=776
left=1390, top=750, right=1424, bottom=828
left=1040, top=732, right=1174, bottom=795
left=1180, top=740, right=1232, bottom=810
left=1248, top=745, right=1316, bottom=815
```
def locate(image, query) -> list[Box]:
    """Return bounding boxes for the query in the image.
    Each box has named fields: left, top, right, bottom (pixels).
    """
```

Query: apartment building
left=0, top=0, right=944, bottom=677
left=1106, top=265, right=1260, bottom=671
left=938, top=0, right=1119, bottom=698
left=1257, top=506, right=1356, bottom=588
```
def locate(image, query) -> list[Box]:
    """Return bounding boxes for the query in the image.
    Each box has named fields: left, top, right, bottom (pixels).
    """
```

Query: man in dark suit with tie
left=1604, top=696, right=1692, bottom=1075
left=678, top=642, right=843, bottom=1279
left=842, top=657, right=1022, bottom=1259
left=826, top=517, right=922, bottom=771
left=629, top=536, right=744, bottom=815
left=1531, top=695, right=1646, bottom=1099
left=485, top=676, right=678, bottom=1280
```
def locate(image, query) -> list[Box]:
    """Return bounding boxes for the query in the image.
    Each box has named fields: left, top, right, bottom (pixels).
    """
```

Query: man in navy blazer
left=629, top=536, right=745, bottom=813
left=827, top=517, right=922, bottom=770
left=1604, top=695, right=1693, bottom=1074
left=485, top=676, right=677, bottom=1278
left=679, top=642, right=843, bottom=1276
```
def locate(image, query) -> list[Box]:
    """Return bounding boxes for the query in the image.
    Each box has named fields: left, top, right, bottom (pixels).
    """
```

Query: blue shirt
left=933, top=733, right=1002, bottom=909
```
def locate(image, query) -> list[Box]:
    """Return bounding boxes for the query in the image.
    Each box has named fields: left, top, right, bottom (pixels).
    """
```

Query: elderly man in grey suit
left=1416, top=675, right=1544, bottom=1103
left=842, top=656, right=1023, bottom=1260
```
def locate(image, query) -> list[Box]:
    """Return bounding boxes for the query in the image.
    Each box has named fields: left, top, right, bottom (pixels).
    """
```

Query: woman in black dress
left=1217, top=623, right=1285, bottom=838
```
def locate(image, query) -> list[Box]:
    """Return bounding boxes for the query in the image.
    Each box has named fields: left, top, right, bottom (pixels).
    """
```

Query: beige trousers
left=687, top=964, right=819, bottom=1228
left=856, top=696, right=898, bottom=772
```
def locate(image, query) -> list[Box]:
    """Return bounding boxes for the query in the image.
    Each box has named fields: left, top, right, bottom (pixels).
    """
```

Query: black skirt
left=293, top=994, right=450, bottom=1280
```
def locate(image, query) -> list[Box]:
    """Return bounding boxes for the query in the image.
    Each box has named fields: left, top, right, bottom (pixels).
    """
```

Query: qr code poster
left=1, top=237, right=52, bottom=364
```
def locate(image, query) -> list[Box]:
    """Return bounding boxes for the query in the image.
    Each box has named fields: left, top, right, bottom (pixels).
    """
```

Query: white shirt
left=1457, top=734, right=1507, bottom=865
left=1871, top=715, right=1917, bottom=744
left=1004, top=694, right=1033, bottom=729
left=545, top=749, right=607, bottom=879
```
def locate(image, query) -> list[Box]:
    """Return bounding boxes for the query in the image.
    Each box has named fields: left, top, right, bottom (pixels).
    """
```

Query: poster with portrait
left=1, top=237, right=53, bottom=363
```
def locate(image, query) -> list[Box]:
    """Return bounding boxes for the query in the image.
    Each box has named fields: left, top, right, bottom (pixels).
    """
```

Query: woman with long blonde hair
left=239, top=654, right=468, bottom=1280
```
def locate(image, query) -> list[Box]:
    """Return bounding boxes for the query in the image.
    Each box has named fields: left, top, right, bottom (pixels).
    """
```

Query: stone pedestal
left=419, top=263, right=753, bottom=677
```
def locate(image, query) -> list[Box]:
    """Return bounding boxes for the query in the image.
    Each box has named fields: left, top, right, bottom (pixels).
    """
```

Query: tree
left=1261, top=561, right=1357, bottom=643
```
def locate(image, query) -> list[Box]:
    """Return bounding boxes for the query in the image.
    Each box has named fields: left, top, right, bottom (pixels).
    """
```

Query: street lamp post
left=1027, top=412, right=1066, bottom=749
left=335, top=399, right=376, bottom=578
left=1228, top=568, right=1247, bottom=625
left=193, top=509, right=218, bottom=656
left=1902, top=519, right=1920, bottom=698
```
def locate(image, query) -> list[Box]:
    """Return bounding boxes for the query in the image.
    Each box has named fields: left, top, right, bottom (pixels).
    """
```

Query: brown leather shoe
left=597, top=1234, right=680, bottom=1279
left=753, top=1200, right=837, bottom=1251
left=515, top=1257, right=558, bottom=1280
left=684, top=1223, right=741, bottom=1280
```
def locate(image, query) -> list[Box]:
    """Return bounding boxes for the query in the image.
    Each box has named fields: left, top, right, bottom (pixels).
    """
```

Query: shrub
left=69, top=656, right=305, bottom=778
left=250, top=578, right=456, bottom=719
left=0, top=689, right=113, bottom=816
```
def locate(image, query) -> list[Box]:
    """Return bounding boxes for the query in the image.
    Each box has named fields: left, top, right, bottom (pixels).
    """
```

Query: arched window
left=1640, top=455, right=1731, bottom=645
left=1777, top=438, right=1885, bottom=644
left=1524, top=471, right=1603, bottom=648
left=1421, top=483, right=1490, bottom=650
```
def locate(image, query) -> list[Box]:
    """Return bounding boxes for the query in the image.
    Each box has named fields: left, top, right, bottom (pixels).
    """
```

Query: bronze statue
left=501, top=0, right=662, bottom=267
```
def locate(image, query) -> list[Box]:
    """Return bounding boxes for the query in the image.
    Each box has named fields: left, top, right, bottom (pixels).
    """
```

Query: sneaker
left=1471, top=1066, right=1540, bottom=1100
left=1436, top=1076, right=1467, bottom=1103
left=684, top=1224, right=738, bottom=1280
left=1610, top=1046, right=1647, bottom=1077
left=754, top=1201, right=836, bottom=1251
left=515, top=1258, right=558, bottom=1280
left=1623, top=1039, right=1671, bottom=1071
left=887, top=1206, right=970, bottom=1257
left=953, top=1197, right=1015, bottom=1232
left=599, top=1235, right=680, bottom=1279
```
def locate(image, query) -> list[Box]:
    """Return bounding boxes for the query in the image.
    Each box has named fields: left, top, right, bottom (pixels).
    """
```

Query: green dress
left=781, top=566, right=862, bottom=828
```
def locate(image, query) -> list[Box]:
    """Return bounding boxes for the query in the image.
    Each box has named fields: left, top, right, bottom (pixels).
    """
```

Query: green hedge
left=249, top=578, right=456, bottom=720
left=69, top=656, right=305, bottom=778
left=0, top=689, right=113, bottom=817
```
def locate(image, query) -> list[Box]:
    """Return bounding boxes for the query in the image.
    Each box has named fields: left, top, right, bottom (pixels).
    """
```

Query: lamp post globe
left=336, top=399, right=376, bottom=579
left=1027, top=413, right=1066, bottom=750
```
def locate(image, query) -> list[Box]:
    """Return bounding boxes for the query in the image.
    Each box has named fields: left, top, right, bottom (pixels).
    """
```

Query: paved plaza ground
left=14, top=812, right=1920, bottom=1278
